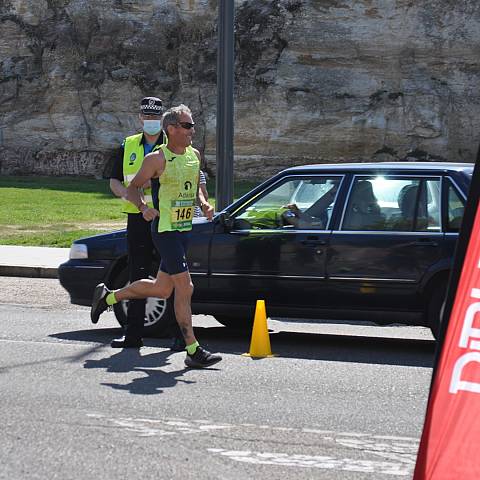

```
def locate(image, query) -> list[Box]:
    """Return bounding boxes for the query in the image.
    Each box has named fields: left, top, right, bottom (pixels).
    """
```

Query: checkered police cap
left=140, top=97, right=163, bottom=116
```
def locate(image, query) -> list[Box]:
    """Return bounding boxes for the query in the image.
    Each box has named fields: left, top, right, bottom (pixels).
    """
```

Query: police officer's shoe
left=90, top=283, right=112, bottom=324
left=110, top=336, right=143, bottom=349
left=185, top=347, right=222, bottom=368
left=170, top=336, right=187, bottom=352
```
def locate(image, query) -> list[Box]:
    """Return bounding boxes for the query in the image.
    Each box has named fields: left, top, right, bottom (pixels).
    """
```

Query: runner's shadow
left=84, top=349, right=195, bottom=395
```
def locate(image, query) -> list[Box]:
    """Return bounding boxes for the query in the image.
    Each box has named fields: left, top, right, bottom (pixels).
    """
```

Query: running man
left=91, top=104, right=222, bottom=368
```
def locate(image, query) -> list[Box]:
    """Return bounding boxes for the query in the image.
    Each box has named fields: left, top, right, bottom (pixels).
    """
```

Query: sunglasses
left=177, top=122, right=195, bottom=130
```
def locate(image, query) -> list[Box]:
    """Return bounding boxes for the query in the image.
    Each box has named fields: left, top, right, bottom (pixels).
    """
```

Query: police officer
left=105, top=96, right=164, bottom=348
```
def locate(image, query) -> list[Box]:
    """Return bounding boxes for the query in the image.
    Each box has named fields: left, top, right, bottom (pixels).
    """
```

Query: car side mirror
left=217, top=212, right=234, bottom=231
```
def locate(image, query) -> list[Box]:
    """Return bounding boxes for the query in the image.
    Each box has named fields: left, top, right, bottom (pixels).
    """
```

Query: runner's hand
left=142, top=207, right=159, bottom=221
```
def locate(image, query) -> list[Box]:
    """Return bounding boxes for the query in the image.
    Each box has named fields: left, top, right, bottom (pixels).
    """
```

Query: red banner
left=414, top=202, right=480, bottom=478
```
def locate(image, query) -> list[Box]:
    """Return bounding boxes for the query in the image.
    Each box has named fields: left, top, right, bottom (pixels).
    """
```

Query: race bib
left=170, top=200, right=194, bottom=229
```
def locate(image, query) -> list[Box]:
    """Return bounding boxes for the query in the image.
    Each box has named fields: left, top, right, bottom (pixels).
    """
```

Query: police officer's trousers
left=125, top=213, right=154, bottom=339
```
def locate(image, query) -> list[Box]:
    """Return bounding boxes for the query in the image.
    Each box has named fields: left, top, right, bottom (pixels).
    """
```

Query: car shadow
left=50, top=324, right=435, bottom=368
left=50, top=327, right=121, bottom=345
left=195, top=326, right=436, bottom=368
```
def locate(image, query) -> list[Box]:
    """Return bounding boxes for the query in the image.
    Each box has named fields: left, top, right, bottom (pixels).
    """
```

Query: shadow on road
left=50, top=328, right=198, bottom=395
left=50, top=327, right=122, bottom=345
left=83, top=349, right=195, bottom=395
left=50, top=324, right=435, bottom=368
left=196, top=326, right=435, bottom=368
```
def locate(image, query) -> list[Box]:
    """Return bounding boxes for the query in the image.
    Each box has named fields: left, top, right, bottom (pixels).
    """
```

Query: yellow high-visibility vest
left=122, top=133, right=154, bottom=213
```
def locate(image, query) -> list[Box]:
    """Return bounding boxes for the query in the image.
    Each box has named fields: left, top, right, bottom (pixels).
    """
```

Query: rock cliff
left=1, top=0, right=479, bottom=180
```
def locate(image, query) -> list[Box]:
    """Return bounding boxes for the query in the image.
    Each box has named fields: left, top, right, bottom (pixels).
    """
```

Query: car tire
left=111, top=268, right=176, bottom=338
left=428, top=282, right=447, bottom=340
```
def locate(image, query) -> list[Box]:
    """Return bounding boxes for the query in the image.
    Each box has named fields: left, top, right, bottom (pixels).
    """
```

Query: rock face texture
left=0, top=0, right=479, bottom=180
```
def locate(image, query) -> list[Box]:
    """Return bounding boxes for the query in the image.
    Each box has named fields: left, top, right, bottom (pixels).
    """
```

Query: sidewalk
left=0, top=245, right=70, bottom=278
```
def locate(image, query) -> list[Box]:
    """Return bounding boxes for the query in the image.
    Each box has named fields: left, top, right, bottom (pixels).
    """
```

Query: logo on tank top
left=168, top=156, right=176, bottom=162
left=129, top=153, right=136, bottom=165
left=184, top=181, right=193, bottom=191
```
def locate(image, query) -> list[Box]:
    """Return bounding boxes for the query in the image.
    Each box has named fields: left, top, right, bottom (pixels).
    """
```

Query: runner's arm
left=126, top=151, right=165, bottom=218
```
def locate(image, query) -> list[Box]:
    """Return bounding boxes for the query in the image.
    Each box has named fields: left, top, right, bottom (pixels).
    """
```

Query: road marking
left=86, top=413, right=234, bottom=437
left=86, top=413, right=418, bottom=476
left=207, top=449, right=411, bottom=475
left=0, top=338, right=96, bottom=347
left=0, top=338, right=102, bottom=348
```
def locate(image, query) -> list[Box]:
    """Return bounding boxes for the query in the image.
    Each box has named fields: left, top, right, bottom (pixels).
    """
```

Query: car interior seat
left=449, top=207, right=464, bottom=231
left=342, top=180, right=385, bottom=230
left=391, top=184, right=428, bottom=231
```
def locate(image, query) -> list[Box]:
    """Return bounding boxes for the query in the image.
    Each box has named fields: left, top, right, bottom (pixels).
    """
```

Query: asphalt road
left=0, top=277, right=436, bottom=479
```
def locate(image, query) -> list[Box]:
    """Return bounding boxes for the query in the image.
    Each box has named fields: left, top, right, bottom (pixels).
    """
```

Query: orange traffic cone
left=243, top=299, right=276, bottom=358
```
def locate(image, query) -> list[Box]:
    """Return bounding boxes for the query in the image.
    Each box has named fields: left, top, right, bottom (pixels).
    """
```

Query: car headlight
left=69, top=243, right=88, bottom=259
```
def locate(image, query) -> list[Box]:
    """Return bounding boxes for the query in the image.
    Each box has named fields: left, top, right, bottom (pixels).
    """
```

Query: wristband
left=139, top=204, right=148, bottom=213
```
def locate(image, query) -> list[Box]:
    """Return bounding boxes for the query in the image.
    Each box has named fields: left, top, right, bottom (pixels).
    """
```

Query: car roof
left=283, top=162, right=474, bottom=174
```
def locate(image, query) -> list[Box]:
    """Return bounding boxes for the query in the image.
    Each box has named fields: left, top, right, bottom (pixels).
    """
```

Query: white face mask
left=143, top=119, right=161, bottom=135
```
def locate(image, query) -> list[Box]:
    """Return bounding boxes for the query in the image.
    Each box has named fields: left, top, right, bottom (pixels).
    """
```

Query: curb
left=0, top=266, right=58, bottom=279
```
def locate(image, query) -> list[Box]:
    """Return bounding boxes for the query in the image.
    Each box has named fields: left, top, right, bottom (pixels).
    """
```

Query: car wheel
left=214, top=315, right=253, bottom=332
left=112, top=268, right=176, bottom=338
left=428, top=282, right=447, bottom=340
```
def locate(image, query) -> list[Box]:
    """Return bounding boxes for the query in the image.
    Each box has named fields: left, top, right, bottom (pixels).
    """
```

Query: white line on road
left=86, top=413, right=418, bottom=476
left=0, top=338, right=95, bottom=347
left=207, top=448, right=412, bottom=476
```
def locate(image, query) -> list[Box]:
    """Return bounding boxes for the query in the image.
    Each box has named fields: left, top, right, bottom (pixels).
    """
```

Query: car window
left=233, top=176, right=342, bottom=230
left=446, top=180, right=465, bottom=232
left=342, top=176, right=441, bottom=232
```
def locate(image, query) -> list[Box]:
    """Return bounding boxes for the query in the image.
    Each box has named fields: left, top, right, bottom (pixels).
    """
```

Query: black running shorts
left=151, top=222, right=191, bottom=275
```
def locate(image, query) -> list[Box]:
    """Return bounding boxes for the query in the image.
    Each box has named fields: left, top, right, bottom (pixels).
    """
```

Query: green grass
left=0, top=175, right=260, bottom=247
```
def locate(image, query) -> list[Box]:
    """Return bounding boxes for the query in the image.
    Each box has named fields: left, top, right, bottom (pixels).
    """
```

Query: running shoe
left=90, top=283, right=112, bottom=324
left=185, top=347, right=222, bottom=368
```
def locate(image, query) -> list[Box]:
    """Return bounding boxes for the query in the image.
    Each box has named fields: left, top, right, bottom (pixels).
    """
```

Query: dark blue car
left=59, top=162, right=472, bottom=338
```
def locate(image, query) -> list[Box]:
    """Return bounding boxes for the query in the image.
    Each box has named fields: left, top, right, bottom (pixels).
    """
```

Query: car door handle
left=301, top=239, right=327, bottom=247
left=412, top=239, right=439, bottom=247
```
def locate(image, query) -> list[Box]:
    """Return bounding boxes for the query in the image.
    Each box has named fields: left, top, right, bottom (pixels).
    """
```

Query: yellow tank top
left=157, top=145, right=199, bottom=232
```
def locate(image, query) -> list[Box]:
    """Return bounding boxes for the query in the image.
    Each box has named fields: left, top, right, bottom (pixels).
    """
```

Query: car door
left=442, top=174, right=467, bottom=272
left=208, top=174, right=344, bottom=310
left=188, top=220, right=216, bottom=299
left=326, top=174, right=444, bottom=311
